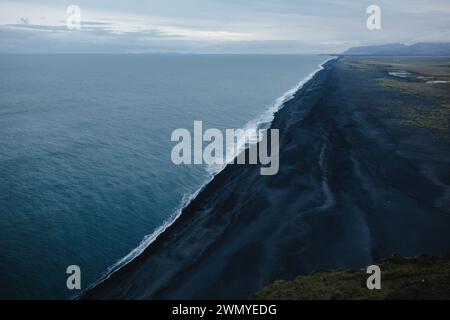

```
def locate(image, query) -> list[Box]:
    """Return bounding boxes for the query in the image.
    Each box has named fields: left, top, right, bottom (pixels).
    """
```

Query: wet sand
left=82, top=58, right=450, bottom=299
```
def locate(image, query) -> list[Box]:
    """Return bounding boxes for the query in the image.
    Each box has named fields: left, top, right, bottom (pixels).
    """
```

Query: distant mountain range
left=342, top=43, right=450, bottom=56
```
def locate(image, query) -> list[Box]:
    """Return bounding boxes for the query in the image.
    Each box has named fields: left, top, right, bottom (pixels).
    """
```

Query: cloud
left=0, top=0, right=449, bottom=53
left=5, top=24, right=68, bottom=32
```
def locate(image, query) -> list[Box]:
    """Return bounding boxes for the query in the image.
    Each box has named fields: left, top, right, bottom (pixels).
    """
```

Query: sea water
left=0, top=54, right=328, bottom=298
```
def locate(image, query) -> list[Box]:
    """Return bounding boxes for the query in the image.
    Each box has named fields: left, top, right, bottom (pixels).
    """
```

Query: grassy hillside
left=254, top=255, right=450, bottom=300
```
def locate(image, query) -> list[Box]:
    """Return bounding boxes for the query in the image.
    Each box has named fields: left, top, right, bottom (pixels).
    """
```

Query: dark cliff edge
left=255, top=254, right=450, bottom=300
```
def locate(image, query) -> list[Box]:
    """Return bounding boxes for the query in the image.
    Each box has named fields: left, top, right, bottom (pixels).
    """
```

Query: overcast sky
left=1, top=0, right=449, bottom=53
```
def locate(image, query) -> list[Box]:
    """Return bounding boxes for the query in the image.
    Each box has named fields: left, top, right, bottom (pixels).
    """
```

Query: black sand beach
left=82, top=58, right=450, bottom=299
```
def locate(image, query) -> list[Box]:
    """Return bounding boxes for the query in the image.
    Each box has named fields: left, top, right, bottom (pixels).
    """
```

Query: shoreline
left=80, top=58, right=336, bottom=299
left=82, top=57, right=450, bottom=299
left=79, top=58, right=333, bottom=298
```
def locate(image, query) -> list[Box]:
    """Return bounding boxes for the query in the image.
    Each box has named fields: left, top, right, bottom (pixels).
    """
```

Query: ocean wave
left=207, top=57, right=334, bottom=175
left=79, top=57, right=334, bottom=297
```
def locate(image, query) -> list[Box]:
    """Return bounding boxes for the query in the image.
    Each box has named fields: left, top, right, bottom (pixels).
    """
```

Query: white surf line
left=79, top=57, right=336, bottom=297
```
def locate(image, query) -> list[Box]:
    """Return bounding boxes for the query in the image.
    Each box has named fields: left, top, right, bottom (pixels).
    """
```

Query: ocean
left=0, top=54, right=329, bottom=299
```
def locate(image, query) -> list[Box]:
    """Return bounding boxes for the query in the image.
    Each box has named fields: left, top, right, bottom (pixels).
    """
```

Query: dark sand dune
left=82, top=58, right=450, bottom=299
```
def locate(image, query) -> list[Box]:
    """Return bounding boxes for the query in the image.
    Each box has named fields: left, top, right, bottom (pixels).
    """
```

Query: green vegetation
left=344, top=57, right=450, bottom=79
left=397, top=104, right=450, bottom=132
left=374, top=77, right=450, bottom=100
left=254, top=255, right=450, bottom=300
left=342, top=57, right=450, bottom=139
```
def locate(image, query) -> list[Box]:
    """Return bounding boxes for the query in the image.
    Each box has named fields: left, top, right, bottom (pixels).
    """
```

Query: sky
left=0, top=0, right=449, bottom=53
